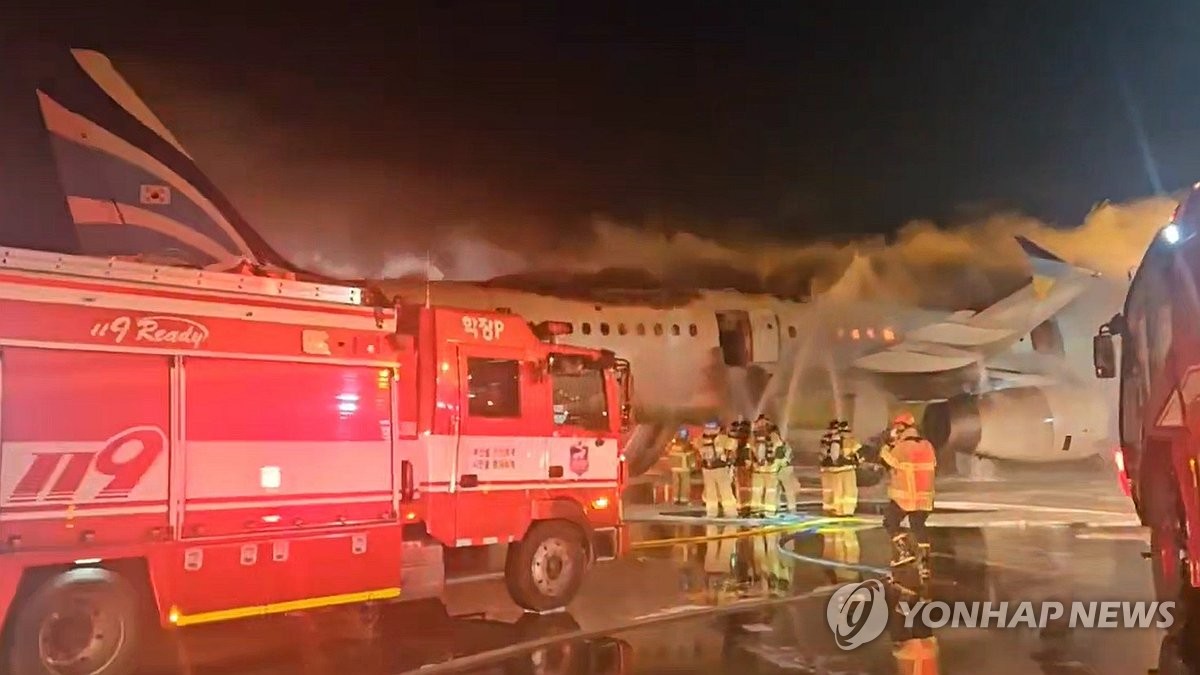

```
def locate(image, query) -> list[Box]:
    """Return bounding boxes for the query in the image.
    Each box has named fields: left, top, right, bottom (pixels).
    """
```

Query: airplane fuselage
left=379, top=277, right=1123, bottom=475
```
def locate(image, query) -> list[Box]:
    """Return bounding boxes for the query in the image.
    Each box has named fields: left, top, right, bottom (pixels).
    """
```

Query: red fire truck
left=0, top=246, right=631, bottom=675
left=1093, top=184, right=1200, bottom=670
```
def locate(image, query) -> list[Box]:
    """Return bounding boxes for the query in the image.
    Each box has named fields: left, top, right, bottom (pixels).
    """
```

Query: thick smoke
left=117, top=57, right=1175, bottom=310
left=487, top=198, right=1173, bottom=309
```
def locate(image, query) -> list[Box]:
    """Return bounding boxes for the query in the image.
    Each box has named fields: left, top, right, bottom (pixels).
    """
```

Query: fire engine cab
left=1093, top=184, right=1200, bottom=671
left=0, top=246, right=631, bottom=675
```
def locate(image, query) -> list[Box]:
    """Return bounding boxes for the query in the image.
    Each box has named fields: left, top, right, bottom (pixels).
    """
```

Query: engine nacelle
left=923, top=385, right=1111, bottom=464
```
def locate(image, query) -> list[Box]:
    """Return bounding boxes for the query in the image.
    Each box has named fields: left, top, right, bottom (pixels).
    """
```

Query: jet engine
left=922, top=385, right=1111, bottom=467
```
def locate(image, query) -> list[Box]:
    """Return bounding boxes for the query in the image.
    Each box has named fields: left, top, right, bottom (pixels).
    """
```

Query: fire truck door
left=452, top=345, right=549, bottom=544
left=548, top=355, right=621, bottom=487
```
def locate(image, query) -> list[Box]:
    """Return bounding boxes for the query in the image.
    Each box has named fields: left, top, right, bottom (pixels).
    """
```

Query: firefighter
left=771, top=426, right=801, bottom=512
left=729, top=415, right=753, bottom=513
left=749, top=427, right=780, bottom=516
left=821, top=420, right=861, bottom=516
left=730, top=414, right=752, bottom=445
left=828, top=419, right=861, bottom=516
left=819, top=419, right=839, bottom=515
left=879, top=412, right=937, bottom=568
left=695, top=421, right=738, bottom=518
left=666, top=426, right=695, bottom=506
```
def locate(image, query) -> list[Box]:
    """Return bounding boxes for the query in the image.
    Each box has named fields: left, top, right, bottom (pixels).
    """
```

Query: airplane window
left=654, top=324, right=664, bottom=336
left=689, top=324, right=698, bottom=337
left=788, top=326, right=797, bottom=339
left=618, top=323, right=628, bottom=336
left=582, top=322, right=592, bottom=335
left=636, top=323, right=646, bottom=336
left=671, top=324, right=681, bottom=336
left=600, top=322, right=611, bottom=336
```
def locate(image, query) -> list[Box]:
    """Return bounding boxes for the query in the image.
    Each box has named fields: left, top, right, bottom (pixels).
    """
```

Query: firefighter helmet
left=892, top=411, right=916, bottom=428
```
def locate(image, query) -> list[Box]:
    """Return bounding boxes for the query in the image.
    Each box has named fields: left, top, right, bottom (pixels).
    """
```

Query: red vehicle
left=0, top=246, right=631, bottom=675
left=1094, top=184, right=1200, bottom=669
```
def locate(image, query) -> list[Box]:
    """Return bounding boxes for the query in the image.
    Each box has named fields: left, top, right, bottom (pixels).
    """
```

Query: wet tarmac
left=665, top=502, right=992, bottom=519
left=139, top=517, right=1168, bottom=675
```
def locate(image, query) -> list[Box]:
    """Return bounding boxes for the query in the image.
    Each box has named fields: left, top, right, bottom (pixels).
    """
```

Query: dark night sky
left=9, top=1, right=1200, bottom=253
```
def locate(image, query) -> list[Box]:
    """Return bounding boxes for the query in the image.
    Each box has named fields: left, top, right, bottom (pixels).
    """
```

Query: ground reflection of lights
left=630, top=516, right=853, bottom=550
left=633, top=515, right=878, bottom=553
left=777, top=521, right=889, bottom=576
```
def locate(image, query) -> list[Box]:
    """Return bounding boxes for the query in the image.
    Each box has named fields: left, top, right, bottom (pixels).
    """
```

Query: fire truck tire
left=8, top=567, right=143, bottom=675
left=504, top=521, right=587, bottom=612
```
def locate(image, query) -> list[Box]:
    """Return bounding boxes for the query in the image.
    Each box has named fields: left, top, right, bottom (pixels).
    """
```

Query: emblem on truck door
left=6, top=426, right=167, bottom=503
left=90, top=315, right=209, bottom=349
left=569, top=444, right=590, bottom=476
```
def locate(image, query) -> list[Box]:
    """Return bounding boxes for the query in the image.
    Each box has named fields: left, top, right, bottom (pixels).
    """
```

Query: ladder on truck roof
left=0, top=247, right=366, bottom=306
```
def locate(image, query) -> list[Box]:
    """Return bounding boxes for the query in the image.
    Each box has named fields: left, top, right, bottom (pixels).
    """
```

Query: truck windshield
left=1120, top=250, right=1173, bottom=453
left=551, top=364, right=609, bottom=431
left=1120, top=295, right=1149, bottom=453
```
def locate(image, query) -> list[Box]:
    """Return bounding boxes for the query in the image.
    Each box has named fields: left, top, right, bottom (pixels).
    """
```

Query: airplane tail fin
left=1013, top=235, right=1095, bottom=280
left=1014, top=235, right=1065, bottom=264
left=1007, top=234, right=1098, bottom=307
left=0, top=41, right=299, bottom=273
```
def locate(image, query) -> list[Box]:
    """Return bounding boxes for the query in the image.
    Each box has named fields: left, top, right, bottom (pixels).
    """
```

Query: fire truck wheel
left=505, top=521, right=587, bottom=612
left=8, top=567, right=143, bottom=675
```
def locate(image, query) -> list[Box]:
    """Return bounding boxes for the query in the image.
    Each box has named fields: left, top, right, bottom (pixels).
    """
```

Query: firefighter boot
left=917, top=543, right=932, bottom=578
left=890, top=534, right=916, bottom=567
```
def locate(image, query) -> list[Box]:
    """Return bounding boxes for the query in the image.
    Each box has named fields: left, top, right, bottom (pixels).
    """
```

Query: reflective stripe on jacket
left=879, top=429, right=936, bottom=511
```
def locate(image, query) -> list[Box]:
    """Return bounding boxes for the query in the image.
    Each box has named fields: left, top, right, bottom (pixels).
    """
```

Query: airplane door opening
left=748, top=309, right=780, bottom=363
left=716, top=311, right=752, bottom=367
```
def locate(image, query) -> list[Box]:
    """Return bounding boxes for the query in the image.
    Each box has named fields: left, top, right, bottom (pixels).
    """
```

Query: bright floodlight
left=1163, top=222, right=1182, bottom=244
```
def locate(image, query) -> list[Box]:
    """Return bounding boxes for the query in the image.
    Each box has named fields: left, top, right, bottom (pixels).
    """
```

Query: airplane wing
left=851, top=236, right=1098, bottom=376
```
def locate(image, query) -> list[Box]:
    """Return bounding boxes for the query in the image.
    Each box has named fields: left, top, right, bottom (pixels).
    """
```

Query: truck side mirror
left=1093, top=330, right=1116, bottom=379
